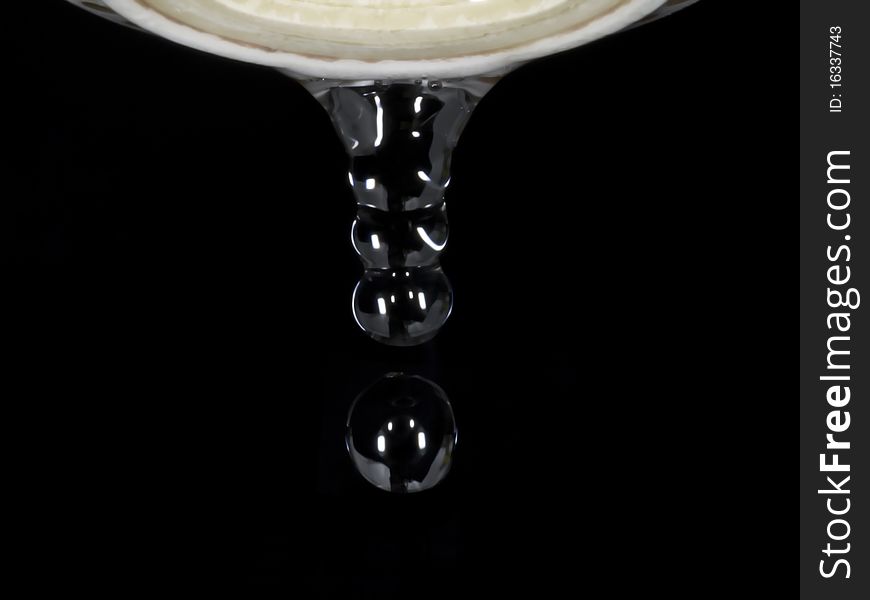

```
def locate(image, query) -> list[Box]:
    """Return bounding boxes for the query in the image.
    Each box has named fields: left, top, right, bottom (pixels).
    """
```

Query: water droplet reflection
left=346, top=373, right=457, bottom=493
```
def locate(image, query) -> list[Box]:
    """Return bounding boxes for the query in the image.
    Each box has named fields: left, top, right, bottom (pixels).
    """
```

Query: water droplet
left=352, top=267, right=452, bottom=346
left=347, top=373, right=457, bottom=493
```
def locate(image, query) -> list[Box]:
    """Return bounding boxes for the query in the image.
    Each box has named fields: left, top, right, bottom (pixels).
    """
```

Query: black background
left=4, top=1, right=793, bottom=596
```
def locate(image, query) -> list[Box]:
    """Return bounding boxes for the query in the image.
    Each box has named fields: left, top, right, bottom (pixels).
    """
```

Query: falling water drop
left=346, top=373, right=457, bottom=493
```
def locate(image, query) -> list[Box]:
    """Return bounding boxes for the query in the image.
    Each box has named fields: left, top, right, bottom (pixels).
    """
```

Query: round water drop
left=346, top=373, right=457, bottom=493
